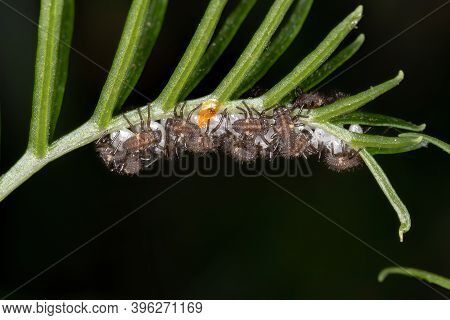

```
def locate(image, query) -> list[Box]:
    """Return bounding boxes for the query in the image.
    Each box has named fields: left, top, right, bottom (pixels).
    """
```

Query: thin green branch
left=300, top=33, right=365, bottom=91
left=92, top=0, right=167, bottom=128
left=0, top=97, right=261, bottom=202
left=212, top=0, right=295, bottom=103
left=359, top=149, right=411, bottom=242
left=28, top=0, right=74, bottom=157
left=367, top=143, right=423, bottom=155
left=234, top=0, right=314, bottom=98
left=332, top=111, right=426, bottom=132
left=154, top=0, right=228, bottom=112
left=351, top=132, right=422, bottom=149
left=49, top=0, right=74, bottom=140
left=399, top=133, right=450, bottom=154
left=378, top=267, right=450, bottom=290
left=262, top=5, right=363, bottom=108
left=309, top=71, right=404, bottom=122
left=313, top=123, right=422, bottom=150
left=179, top=0, right=257, bottom=101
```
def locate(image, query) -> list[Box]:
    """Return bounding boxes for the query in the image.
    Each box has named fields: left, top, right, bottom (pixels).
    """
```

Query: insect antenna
left=122, top=113, right=135, bottom=132
left=173, top=103, right=180, bottom=117
left=187, top=104, right=201, bottom=121
left=146, top=103, right=152, bottom=130
left=210, top=110, right=227, bottom=135
left=242, top=102, right=254, bottom=118
left=137, top=107, right=145, bottom=131
left=236, top=106, right=248, bottom=118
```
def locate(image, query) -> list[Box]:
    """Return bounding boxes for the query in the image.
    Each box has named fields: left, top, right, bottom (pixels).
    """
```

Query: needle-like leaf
left=367, top=143, right=423, bottom=155
left=179, top=0, right=258, bottom=101
left=28, top=0, right=74, bottom=157
left=212, top=0, right=295, bottom=103
left=92, top=0, right=168, bottom=128
left=331, top=111, right=426, bottom=132
left=154, top=0, right=228, bottom=112
left=351, top=133, right=422, bottom=149
left=399, top=133, right=450, bottom=154
left=359, top=149, right=411, bottom=242
left=300, top=33, right=365, bottom=91
left=315, top=123, right=422, bottom=150
left=378, top=267, right=450, bottom=290
left=234, top=0, right=314, bottom=98
left=263, top=5, right=363, bottom=108
left=309, top=71, right=404, bottom=121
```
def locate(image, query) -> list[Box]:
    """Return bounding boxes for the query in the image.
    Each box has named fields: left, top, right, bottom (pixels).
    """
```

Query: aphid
left=271, top=106, right=296, bottom=140
left=272, top=131, right=311, bottom=159
left=122, top=107, right=163, bottom=156
left=270, top=106, right=310, bottom=158
left=219, top=113, right=263, bottom=162
left=119, top=152, right=142, bottom=176
left=96, top=134, right=126, bottom=170
left=187, top=113, right=226, bottom=154
left=96, top=105, right=163, bottom=175
left=324, top=145, right=363, bottom=172
left=224, top=135, right=263, bottom=162
left=165, top=103, right=202, bottom=152
left=292, top=90, right=347, bottom=110
left=232, top=102, right=270, bottom=144
left=96, top=132, right=139, bottom=175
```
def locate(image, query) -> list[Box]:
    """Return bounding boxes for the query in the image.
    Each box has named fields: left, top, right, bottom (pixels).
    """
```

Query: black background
left=0, top=0, right=449, bottom=299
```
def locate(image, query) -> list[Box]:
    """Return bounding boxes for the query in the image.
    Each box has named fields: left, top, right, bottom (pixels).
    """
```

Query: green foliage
left=359, top=150, right=410, bottom=241
left=29, top=0, right=74, bottom=157
left=300, top=33, right=365, bottom=91
left=180, top=0, right=258, bottom=101
left=92, top=0, right=167, bottom=128
left=309, top=71, right=404, bottom=121
left=154, top=0, right=228, bottom=112
left=263, top=6, right=363, bottom=108
left=379, top=267, right=450, bottom=290
left=332, top=111, right=426, bottom=132
left=0, top=1, right=448, bottom=242
left=234, top=0, right=314, bottom=98
left=399, top=133, right=450, bottom=154
left=213, top=0, right=294, bottom=103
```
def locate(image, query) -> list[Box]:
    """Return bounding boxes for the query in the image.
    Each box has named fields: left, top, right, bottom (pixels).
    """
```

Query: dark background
left=0, top=0, right=449, bottom=299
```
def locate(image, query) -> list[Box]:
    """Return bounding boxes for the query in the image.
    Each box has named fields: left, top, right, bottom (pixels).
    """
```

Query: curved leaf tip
left=399, top=133, right=450, bottom=154
left=378, top=267, right=450, bottom=290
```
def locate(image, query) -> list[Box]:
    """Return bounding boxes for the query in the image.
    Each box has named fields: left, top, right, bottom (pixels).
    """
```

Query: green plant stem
left=312, top=122, right=422, bottom=150
left=367, top=143, right=424, bottom=155
left=234, top=0, right=314, bottom=98
left=399, top=133, right=450, bottom=154
left=154, top=0, right=228, bottom=112
left=0, top=98, right=262, bottom=202
left=29, top=0, right=74, bottom=157
left=92, top=0, right=167, bottom=128
left=378, top=267, right=450, bottom=289
left=300, top=33, right=365, bottom=91
left=359, top=149, right=411, bottom=242
left=212, top=0, right=294, bottom=103
left=309, top=71, right=404, bottom=121
left=263, top=5, right=363, bottom=108
left=331, top=111, right=426, bottom=132
left=179, top=0, right=257, bottom=101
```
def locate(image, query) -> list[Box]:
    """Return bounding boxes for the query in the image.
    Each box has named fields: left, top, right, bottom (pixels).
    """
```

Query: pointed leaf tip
left=378, top=267, right=450, bottom=289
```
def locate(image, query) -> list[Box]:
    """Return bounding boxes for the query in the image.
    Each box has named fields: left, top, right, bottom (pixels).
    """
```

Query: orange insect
left=197, top=99, right=220, bottom=128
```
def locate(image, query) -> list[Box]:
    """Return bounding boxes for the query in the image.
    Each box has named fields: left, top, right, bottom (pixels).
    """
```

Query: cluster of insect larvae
left=96, top=92, right=364, bottom=175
